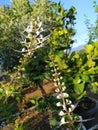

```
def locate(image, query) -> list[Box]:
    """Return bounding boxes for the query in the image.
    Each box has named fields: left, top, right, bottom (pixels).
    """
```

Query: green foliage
left=2, top=0, right=98, bottom=129
left=0, top=88, right=3, bottom=94
left=14, top=119, right=23, bottom=130
left=22, top=49, right=48, bottom=85
left=0, top=0, right=32, bottom=70
left=0, top=99, right=18, bottom=121
left=85, top=1, right=98, bottom=43
left=66, top=41, right=98, bottom=99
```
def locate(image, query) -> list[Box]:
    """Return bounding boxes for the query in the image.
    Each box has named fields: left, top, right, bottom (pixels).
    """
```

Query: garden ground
left=0, top=80, right=56, bottom=130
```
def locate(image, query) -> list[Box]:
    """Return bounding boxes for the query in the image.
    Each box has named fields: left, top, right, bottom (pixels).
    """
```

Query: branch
left=0, top=105, right=37, bottom=123
left=11, top=48, right=27, bottom=53
left=76, top=117, right=95, bottom=123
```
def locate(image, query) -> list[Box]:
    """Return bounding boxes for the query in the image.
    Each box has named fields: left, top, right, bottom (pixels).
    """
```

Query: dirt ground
left=0, top=80, right=56, bottom=130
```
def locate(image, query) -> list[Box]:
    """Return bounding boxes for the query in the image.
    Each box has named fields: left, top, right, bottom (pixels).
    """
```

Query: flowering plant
left=49, top=58, right=79, bottom=129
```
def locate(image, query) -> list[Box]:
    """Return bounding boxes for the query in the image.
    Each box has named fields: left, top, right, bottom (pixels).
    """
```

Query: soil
left=0, top=80, right=56, bottom=130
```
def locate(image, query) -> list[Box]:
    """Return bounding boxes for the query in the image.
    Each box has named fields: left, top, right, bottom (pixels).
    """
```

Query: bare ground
left=0, top=80, right=56, bottom=130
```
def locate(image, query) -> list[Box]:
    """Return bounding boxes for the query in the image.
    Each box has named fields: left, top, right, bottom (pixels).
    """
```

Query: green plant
left=2, top=0, right=98, bottom=129
left=85, top=1, right=98, bottom=43
left=14, top=119, right=23, bottom=130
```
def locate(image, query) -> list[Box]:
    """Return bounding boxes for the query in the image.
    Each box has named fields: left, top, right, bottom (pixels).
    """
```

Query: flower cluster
left=22, top=18, right=51, bottom=56
left=51, top=64, right=75, bottom=128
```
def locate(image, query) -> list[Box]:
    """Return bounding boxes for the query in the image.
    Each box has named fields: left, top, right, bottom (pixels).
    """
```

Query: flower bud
left=62, top=86, right=66, bottom=91
left=56, top=102, right=62, bottom=107
left=61, top=82, right=65, bottom=86
left=68, top=107, right=72, bottom=112
left=55, top=88, right=60, bottom=93
left=66, top=99, right=72, bottom=105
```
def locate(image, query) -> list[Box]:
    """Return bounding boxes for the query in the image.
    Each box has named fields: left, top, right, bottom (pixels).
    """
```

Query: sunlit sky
left=0, top=0, right=97, bottom=48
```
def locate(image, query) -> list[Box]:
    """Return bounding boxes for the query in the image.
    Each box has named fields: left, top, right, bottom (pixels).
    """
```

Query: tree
left=0, top=0, right=32, bottom=70
left=85, top=1, right=98, bottom=44
left=19, top=0, right=76, bottom=96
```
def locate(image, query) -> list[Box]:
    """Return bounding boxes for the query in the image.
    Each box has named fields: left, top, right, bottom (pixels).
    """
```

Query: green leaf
left=85, top=44, right=93, bottom=53
left=0, top=88, right=3, bottom=94
left=55, top=51, right=64, bottom=58
left=73, top=76, right=81, bottom=84
left=81, top=74, right=89, bottom=82
left=87, top=60, right=95, bottom=67
left=50, top=118, right=57, bottom=126
left=73, top=53, right=79, bottom=59
left=74, top=83, right=85, bottom=95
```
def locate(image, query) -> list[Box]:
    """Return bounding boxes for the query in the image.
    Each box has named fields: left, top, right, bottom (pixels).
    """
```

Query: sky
left=0, top=0, right=97, bottom=48
left=53, top=0, right=97, bottom=48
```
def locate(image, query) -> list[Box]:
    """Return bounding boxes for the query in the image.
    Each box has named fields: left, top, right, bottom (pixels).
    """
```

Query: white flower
left=57, top=78, right=60, bottom=81
left=56, top=102, right=62, bottom=107
left=71, top=104, right=75, bottom=111
left=40, top=27, right=44, bottom=31
left=55, top=88, right=60, bottom=93
left=38, top=21, right=42, bottom=28
left=26, top=23, right=33, bottom=33
left=62, top=104, right=67, bottom=111
left=59, top=111, right=65, bottom=116
left=28, top=51, right=31, bottom=55
left=62, top=93, right=69, bottom=98
left=66, top=99, right=72, bottom=105
left=58, top=82, right=60, bottom=86
left=60, top=117, right=65, bottom=125
left=40, top=34, right=43, bottom=39
left=57, top=93, right=69, bottom=99
left=22, top=48, right=25, bottom=52
left=36, top=30, right=40, bottom=36
left=53, top=78, right=57, bottom=82
left=62, top=86, right=66, bottom=91
left=59, top=117, right=67, bottom=126
left=61, top=82, right=65, bottom=86
left=68, top=107, right=72, bottom=112
left=56, top=94, right=61, bottom=99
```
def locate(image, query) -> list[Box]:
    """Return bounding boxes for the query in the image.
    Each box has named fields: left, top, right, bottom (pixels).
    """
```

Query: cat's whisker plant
left=50, top=60, right=77, bottom=129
